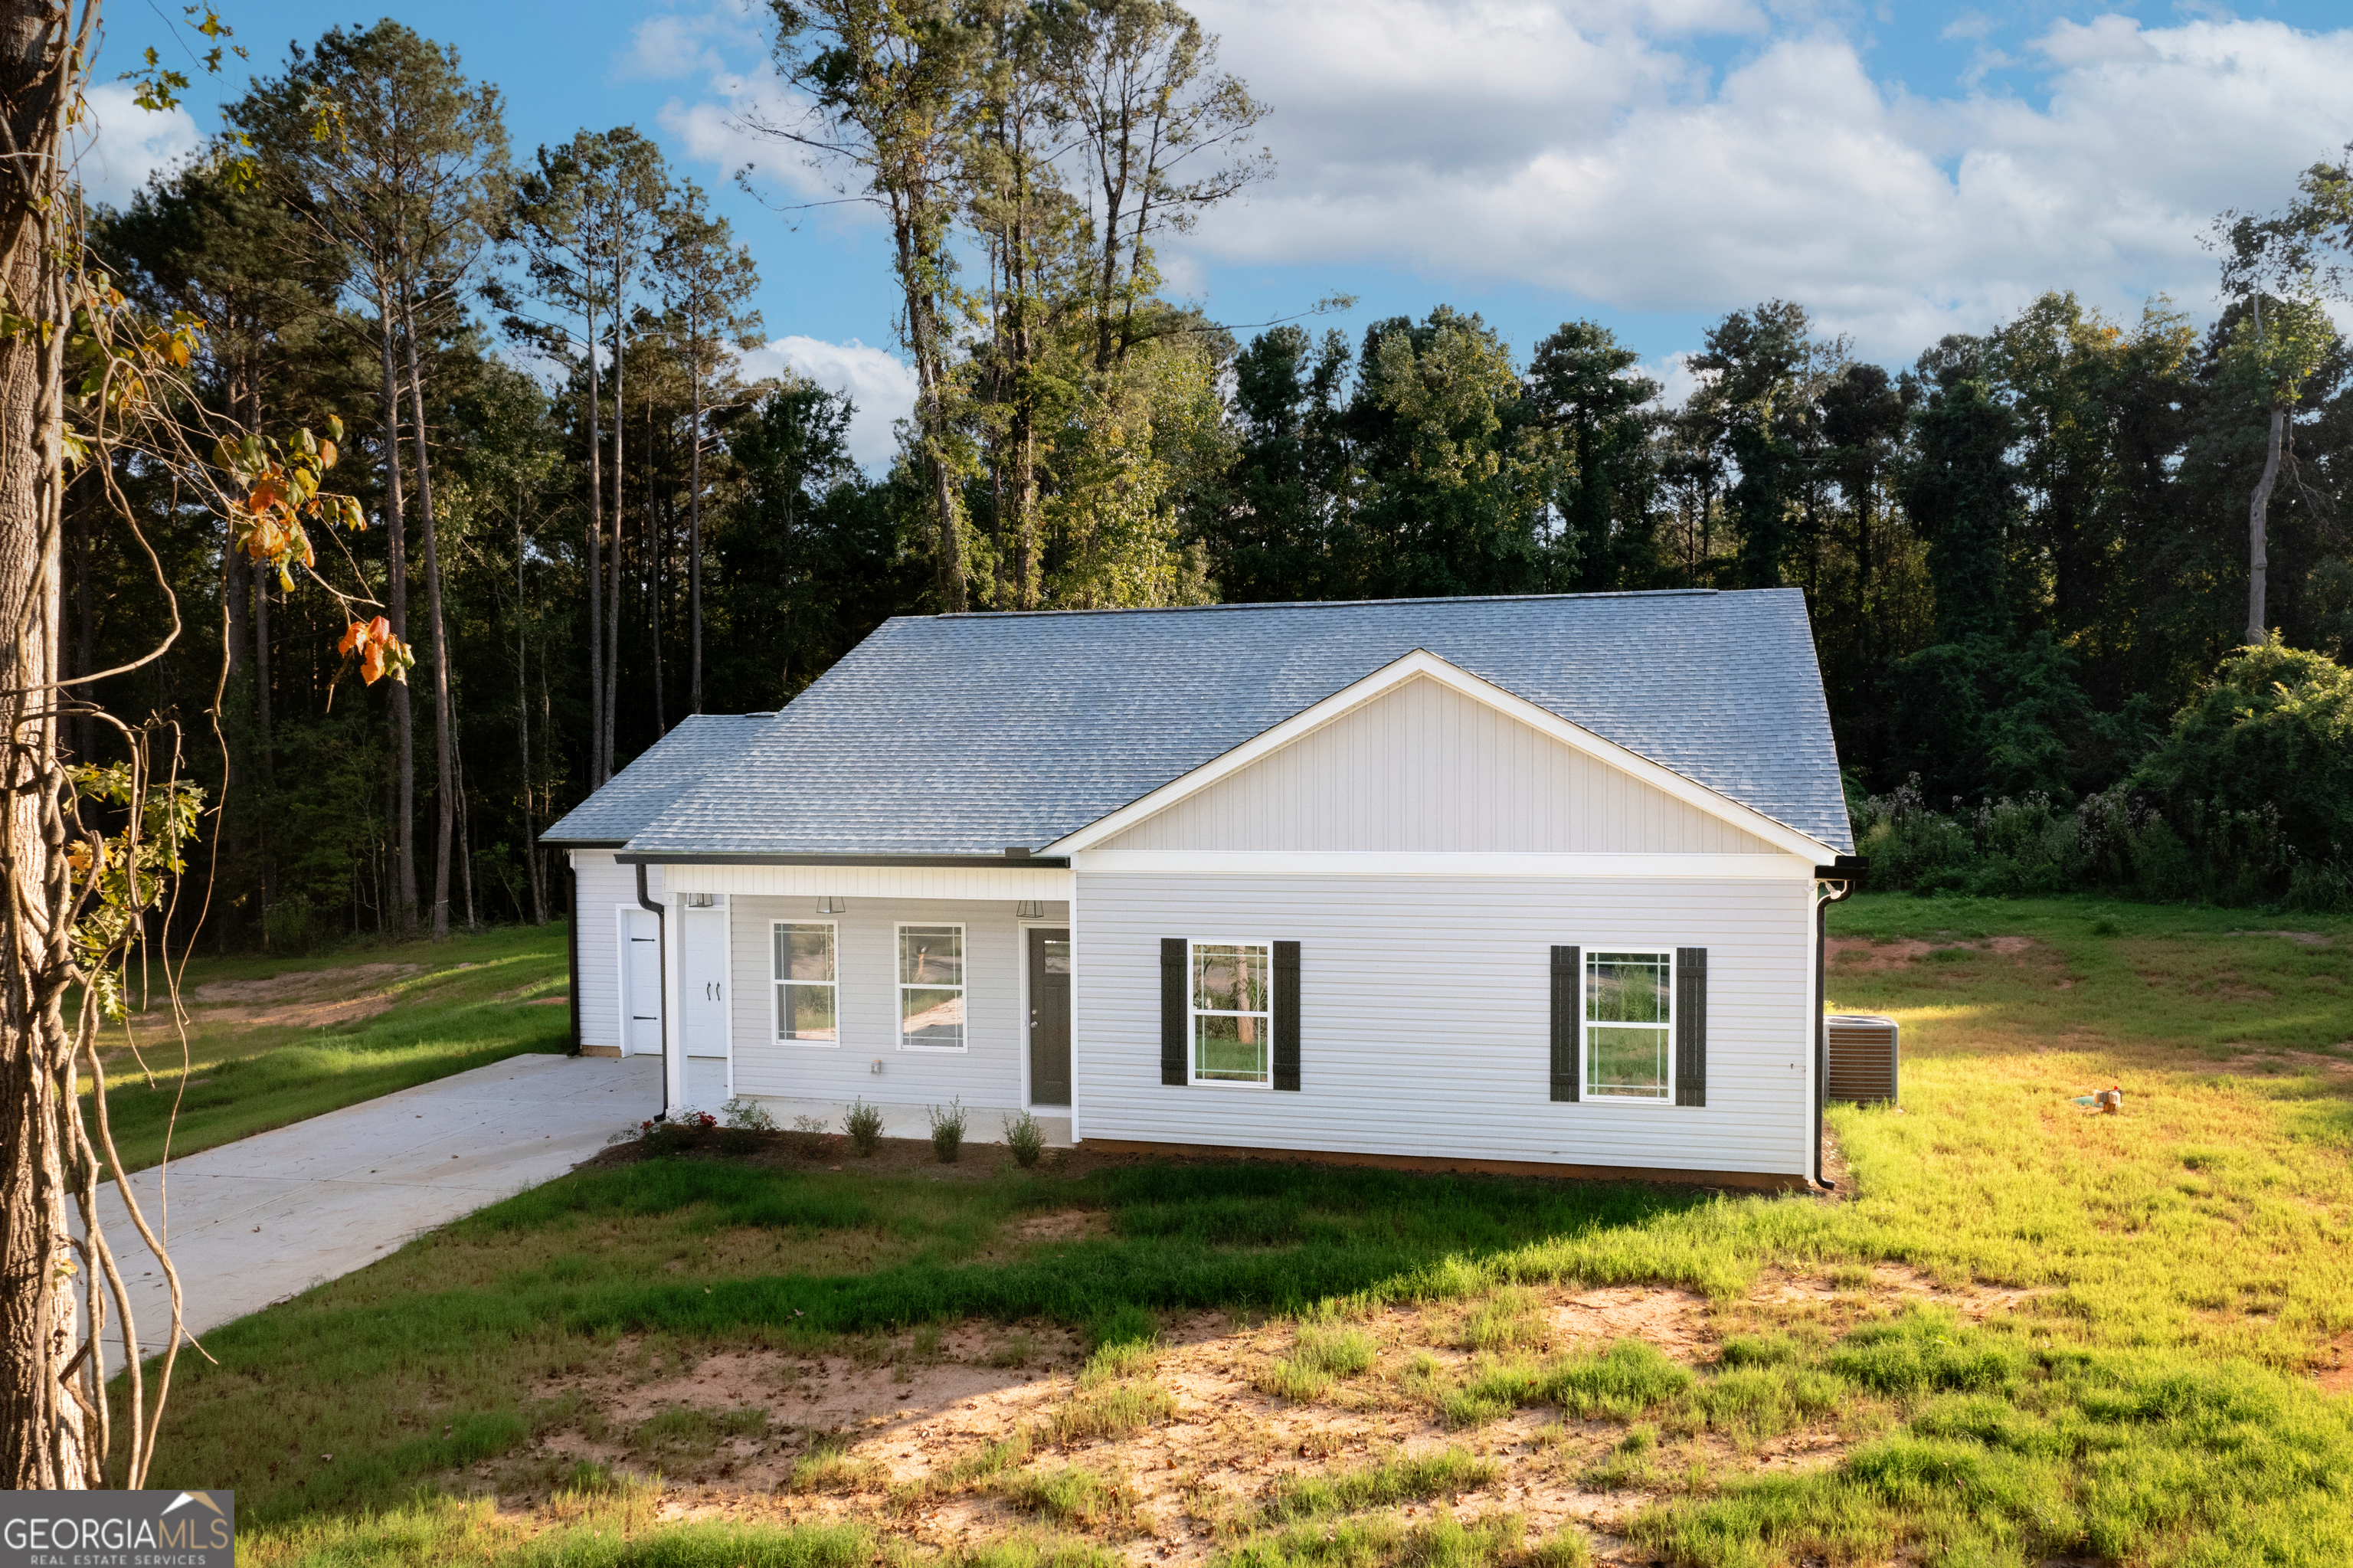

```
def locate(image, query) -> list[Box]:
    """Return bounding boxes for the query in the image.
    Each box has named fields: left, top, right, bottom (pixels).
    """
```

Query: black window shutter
left=1272, top=941, right=1301, bottom=1091
left=1550, top=945, right=1580, bottom=1102
left=1675, top=947, right=1708, bottom=1107
left=1160, top=939, right=1188, bottom=1085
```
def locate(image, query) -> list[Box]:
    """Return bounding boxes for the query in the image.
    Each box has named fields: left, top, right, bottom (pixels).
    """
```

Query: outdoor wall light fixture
left=683, top=892, right=717, bottom=908
left=816, top=895, right=846, bottom=915
left=1015, top=900, right=1045, bottom=918
left=871, top=1058, right=885, bottom=1075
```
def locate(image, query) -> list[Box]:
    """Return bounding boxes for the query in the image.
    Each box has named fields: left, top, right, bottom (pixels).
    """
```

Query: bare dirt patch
left=2212, top=1049, right=2353, bottom=1082
left=473, top=1281, right=1827, bottom=1565
left=1751, top=1263, right=2039, bottom=1322
left=175, top=962, right=424, bottom=1030
left=1012, top=1210, right=1113, bottom=1243
left=2314, top=1332, right=2353, bottom=1396
left=1828, top=935, right=2044, bottom=971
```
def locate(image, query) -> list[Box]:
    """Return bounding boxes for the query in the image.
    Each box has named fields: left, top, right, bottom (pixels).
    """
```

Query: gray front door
left=1028, top=928, right=1071, bottom=1106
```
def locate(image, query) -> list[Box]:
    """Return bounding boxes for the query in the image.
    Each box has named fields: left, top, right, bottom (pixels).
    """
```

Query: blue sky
left=86, top=1, right=2353, bottom=463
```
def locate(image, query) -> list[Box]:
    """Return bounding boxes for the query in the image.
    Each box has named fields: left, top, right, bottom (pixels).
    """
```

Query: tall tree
left=1046, top=0, right=1269, bottom=373
left=1904, top=338, right=2020, bottom=644
left=231, top=22, right=505, bottom=931
left=1690, top=301, right=1815, bottom=591
left=650, top=182, right=761, bottom=715
left=761, top=0, right=980, bottom=610
left=1527, top=321, right=1658, bottom=591
left=594, top=132, right=669, bottom=775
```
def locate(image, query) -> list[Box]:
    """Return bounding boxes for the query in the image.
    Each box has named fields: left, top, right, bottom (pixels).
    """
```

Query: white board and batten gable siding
left=1068, top=661, right=1824, bottom=1180
left=1097, top=673, right=1779, bottom=856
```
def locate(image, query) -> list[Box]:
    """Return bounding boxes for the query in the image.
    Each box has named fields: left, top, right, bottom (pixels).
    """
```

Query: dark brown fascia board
left=612, top=851, right=1072, bottom=869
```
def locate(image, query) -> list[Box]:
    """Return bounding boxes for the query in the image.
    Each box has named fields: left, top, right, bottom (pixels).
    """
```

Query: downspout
left=637, top=863, right=669, bottom=1121
left=565, top=856, right=581, bottom=1056
left=1812, top=869, right=1856, bottom=1190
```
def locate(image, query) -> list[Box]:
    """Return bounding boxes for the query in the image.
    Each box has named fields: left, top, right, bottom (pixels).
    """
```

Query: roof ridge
left=929, top=588, right=1732, bottom=622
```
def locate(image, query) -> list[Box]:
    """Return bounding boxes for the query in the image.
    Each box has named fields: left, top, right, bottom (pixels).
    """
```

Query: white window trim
left=771, top=919, right=841, bottom=1049
left=896, top=921, right=969, bottom=1053
left=1585, top=946, right=1674, bottom=1105
left=1189, top=937, right=1275, bottom=1091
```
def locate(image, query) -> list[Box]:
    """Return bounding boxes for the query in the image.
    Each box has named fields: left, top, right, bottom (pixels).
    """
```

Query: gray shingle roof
left=623, top=589, right=1852, bottom=858
left=540, top=712, right=776, bottom=845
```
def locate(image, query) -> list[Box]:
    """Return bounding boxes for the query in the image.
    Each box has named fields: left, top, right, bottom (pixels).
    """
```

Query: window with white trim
left=898, top=925, right=966, bottom=1050
left=774, top=922, right=838, bottom=1044
left=1586, top=949, right=1671, bottom=1100
left=1192, top=940, right=1271, bottom=1085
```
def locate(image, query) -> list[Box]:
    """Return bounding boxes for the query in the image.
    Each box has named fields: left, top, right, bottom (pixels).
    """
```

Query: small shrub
left=928, top=1098, right=967, bottom=1163
left=639, top=1110, right=716, bottom=1157
left=1003, top=1111, right=1046, bottom=1168
left=716, top=1097, right=776, bottom=1154
left=843, top=1098, right=884, bottom=1157
left=787, top=1115, right=840, bottom=1160
left=720, top=1096, right=777, bottom=1133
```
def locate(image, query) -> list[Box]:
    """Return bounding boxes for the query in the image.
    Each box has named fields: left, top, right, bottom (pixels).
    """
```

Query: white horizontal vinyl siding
left=728, top=896, right=1066, bottom=1118
left=1101, top=675, right=1774, bottom=855
left=571, top=853, right=663, bottom=1050
left=1076, top=873, right=1813, bottom=1177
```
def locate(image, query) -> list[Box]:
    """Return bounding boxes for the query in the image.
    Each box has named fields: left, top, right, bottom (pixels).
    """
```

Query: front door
left=680, top=905, right=728, bottom=1059
left=1027, top=927, right=1071, bottom=1106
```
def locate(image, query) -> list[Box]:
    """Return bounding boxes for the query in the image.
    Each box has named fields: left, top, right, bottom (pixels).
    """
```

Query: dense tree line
left=72, top=15, right=2353, bottom=944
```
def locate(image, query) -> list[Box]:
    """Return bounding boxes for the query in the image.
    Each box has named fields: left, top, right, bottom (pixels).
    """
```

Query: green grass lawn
left=89, top=921, right=570, bottom=1172
left=128, top=894, right=2353, bottom=1567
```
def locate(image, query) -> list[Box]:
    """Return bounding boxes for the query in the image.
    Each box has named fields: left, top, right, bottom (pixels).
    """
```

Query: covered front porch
left=640, top=858, right=1078, bottom=1138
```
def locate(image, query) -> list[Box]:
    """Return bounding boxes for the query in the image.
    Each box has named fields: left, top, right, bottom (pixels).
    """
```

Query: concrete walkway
left=87, top=1052, right=661, bottom=1366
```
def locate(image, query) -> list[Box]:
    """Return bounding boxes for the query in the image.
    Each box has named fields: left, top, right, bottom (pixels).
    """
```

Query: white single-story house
left=544, top=589, right=1858, bottom=1187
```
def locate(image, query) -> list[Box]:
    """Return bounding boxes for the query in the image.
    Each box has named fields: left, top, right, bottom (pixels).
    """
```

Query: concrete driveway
left=87, top=1052, right=661, bottom=1367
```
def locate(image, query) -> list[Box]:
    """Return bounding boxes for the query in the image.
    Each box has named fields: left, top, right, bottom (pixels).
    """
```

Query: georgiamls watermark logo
left=0, top=1488, right=233, bottom=1566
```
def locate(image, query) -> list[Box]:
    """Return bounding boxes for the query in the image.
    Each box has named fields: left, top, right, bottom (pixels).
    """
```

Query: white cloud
left=738, top=335, right=918, bottom=468
left=1172, top=5, right=2353, bottom=358
left=616, top=5, right=765, bottom=82
left=72, top=83, right=199, bottom=211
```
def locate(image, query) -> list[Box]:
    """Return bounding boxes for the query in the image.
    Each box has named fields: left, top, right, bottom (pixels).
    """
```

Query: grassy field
left=127, top=893, right=2353, bottom=1566
left=88, top=921, right=570, bottom=1171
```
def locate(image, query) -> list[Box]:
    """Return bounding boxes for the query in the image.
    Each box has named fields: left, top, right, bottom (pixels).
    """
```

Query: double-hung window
left=774, top=922, right=838, bottom=1043
left=1586, top=949, right=1671, bottom=1101
left=1191, top=941, right=1271, bottom=1085
left=898, top=925, right=966, bottom=1050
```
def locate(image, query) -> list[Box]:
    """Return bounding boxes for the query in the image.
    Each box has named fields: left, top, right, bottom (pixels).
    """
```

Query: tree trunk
left=375, top=280, right=417, bottom=928
left=0, top=0, right=89, bottom=1487
left=399, top=289, right=456, bottom=939
left=583, top=304, right=605, bottom=791
left=604, top=313, right=624, bottom=776
left=689, top=306, right=703, bottom=716
left=2247, top=397, right=2284, bottom=645
left=517, top=506, right=545, bottom=925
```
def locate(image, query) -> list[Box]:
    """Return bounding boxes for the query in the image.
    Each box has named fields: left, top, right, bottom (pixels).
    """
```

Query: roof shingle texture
left=540, top=712, right=775, bottom=844
left=626, top=588, right=1852, bottom=857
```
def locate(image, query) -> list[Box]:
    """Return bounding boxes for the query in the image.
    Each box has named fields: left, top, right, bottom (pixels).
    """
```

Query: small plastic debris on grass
left=2070, top=1085, right=2124, bottom=1114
